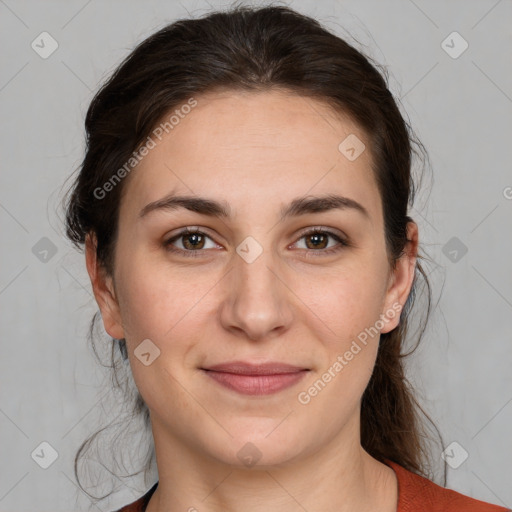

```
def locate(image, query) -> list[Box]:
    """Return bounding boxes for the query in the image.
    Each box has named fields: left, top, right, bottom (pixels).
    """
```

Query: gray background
left=1, top=0, right=511, bottom=510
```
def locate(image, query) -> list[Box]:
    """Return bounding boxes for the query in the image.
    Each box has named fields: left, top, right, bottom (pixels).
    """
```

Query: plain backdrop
left=1, top=0, right=511, bottom=511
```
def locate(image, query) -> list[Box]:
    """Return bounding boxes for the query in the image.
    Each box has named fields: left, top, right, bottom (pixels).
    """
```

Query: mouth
left=200, top=361, right=310, bottom=396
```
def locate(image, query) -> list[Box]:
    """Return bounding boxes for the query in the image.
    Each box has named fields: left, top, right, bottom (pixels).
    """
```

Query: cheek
left=114, top=250, right=221, bottom=346
left=303, top=262, right=388, bottom=345
left=114, top=225, right=389, bottom=348
left=294, top=268, right=385, bottom=416
left=115, top=261, right=211, bottom=411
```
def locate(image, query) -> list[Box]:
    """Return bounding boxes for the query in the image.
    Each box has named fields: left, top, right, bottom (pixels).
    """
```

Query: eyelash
left=163, top=227, right=350, bottom=258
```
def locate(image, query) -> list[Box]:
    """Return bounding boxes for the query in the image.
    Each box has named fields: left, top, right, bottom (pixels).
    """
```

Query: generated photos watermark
left=297, top=302, right=402, bottom=405
left=93, top=97, right=198, bottom=200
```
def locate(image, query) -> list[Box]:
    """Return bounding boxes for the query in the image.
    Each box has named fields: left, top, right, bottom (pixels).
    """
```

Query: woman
left=64, top=4, right=508, bottom=512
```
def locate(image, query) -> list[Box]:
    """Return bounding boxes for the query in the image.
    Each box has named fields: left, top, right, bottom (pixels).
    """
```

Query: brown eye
left=181, top=232, right=206, bottom=250
left=163, top=227, right=348, bottom=259
left=164, top=228, right=217, bottom=257
left=304, top=232, right=329, bottom=250
left=294, top=228, right=349, bottom=257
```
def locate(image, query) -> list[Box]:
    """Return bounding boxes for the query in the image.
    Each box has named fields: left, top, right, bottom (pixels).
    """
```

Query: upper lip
left=202, top=361, right=309, bottom=375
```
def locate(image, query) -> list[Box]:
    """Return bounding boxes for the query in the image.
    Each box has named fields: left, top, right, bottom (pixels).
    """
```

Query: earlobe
left=85, top=233, right=125, bottom=340
left=380, top=222, right=419, bottom=334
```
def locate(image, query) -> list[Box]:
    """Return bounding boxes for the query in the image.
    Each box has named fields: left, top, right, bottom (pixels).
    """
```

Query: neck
left=145, top=413, right=397, bottom=512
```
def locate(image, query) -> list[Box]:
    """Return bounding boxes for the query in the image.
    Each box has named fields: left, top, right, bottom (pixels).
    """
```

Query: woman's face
left=87, top=89, right=417, bottom=467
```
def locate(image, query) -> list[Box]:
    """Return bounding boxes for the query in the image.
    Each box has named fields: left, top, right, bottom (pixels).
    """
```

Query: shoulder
left=384, top=459, right=509, bottom=512
left=110, top=468, right=510, bottom=512
left=112, top=482, right=158, bottom=512
left=112, top=497, right=145, bottom=512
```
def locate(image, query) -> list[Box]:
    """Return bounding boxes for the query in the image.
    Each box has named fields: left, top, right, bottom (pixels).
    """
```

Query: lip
left=202, top=361, right=309, bottom=375
left=201, top=361, right=310, bottom=396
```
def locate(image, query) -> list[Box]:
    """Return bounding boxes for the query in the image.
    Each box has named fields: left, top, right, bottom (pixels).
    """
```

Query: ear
left=85, top=233, right=125, bottom=340
left=380, top=221, right=419, bottom=334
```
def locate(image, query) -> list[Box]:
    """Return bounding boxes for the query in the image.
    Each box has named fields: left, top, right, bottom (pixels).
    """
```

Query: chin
left=210, top=423, right=307, bottom=468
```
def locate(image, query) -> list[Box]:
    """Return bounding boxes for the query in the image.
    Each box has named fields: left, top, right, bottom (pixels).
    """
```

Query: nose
left=219, top=242, right=294, bottom=342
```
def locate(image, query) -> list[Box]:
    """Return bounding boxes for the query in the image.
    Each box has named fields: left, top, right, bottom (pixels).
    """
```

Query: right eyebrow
left=139, top=195, right=231, bottom=219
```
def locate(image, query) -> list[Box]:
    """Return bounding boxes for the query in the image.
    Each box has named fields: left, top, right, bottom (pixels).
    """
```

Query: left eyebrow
left=138, top=193, right=370, bottom=220
left=280, top=194, right=370, bottom=220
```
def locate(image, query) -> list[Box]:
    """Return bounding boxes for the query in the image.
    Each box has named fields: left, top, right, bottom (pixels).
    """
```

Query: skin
left=86, top=89, right=419, bottom=512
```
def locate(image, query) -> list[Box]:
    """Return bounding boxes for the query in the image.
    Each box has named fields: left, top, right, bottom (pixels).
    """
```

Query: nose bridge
left=220, top=234, right=293, bottom=339
left=235, top=234, right=281, bottom=304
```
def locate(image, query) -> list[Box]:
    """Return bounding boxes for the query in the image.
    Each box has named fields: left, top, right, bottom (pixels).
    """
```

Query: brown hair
left=64, top=2, right=444, bottom=500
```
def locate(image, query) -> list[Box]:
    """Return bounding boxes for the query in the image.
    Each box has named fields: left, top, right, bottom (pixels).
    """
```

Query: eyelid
left=294, top=225, right=348, bottom=241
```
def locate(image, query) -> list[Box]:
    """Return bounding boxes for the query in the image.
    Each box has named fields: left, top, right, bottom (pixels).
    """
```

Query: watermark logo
left=236, top=442, right=262, bottom=467
left=442, top=236, right=468, bottom=263
left=441, top=441, right=469, bottom=469
left=338, top=134, right=366, bottom=161
left=236, top=236, right=264, bottom=264
left=31, top=32, right=58, bottom=59
left=441, top=31, right=468, bottom=59
left=297, top=302, right=402, bottom=405
left=32, top=237, right=58, bottom=263
left=31, top=441, right=59, bottom=469
left=134, top=338, right=161, bottom=366
left=93, top=97, right=198, bottom=200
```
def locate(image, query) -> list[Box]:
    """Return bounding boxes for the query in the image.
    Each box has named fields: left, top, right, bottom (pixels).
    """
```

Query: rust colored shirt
left=114, top=459, right=509, bottom=512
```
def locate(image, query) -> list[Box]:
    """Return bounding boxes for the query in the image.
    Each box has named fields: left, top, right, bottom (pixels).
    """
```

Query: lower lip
left=202, top=370, right=308, bottom=395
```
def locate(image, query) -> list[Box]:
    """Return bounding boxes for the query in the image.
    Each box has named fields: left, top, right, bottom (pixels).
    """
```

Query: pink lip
left=201, top=361, right=309, bottom=396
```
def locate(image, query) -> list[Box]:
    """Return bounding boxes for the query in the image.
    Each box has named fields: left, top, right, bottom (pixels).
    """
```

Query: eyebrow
left=138, top=193, right=370, bottom=220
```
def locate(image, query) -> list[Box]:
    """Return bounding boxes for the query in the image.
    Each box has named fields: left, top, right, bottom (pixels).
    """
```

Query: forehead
left=121, top=89, right=381, bottom=223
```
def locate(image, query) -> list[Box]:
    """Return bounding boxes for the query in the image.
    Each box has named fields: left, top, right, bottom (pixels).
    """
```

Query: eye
left=164, top=227, right=219, bottom=257
left=293, top=228, right=349, bottom=257
left=164, top=226, right=350, bottom=258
